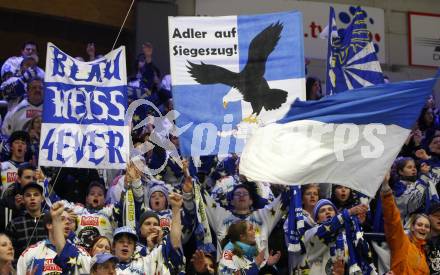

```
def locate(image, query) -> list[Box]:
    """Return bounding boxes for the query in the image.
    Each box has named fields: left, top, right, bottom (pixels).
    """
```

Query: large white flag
left=240, top=78, right=437, bottom=197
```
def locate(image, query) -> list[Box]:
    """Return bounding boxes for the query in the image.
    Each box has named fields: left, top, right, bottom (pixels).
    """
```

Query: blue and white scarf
left=342, top=211, right=376, bottom=275
left=287, top=186, right=305, bottom=253
left=194, top=181, right=216, bottom=255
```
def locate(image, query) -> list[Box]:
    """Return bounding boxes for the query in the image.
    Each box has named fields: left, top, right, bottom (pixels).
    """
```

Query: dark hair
left=228, top=181, right=270, bottom=211
left=220, top=220, right=249, bottom=257
left=330, top=185, right=358, bottom=210
left=87, top=181, right=106, bottom=196
left=231, top=184, right=251, bottom=194
left=428, top=134, right=440, bottom=150
left=22, top=41, right=38, bottom=51
left=135, top=53, right=146, bottom=71
left=43, top=210, right=52, bottom=234
left=395, top=157, right=414, bottom=172
left=113, top=233, right=137, bottom=251
left=228, top=184, right=255, bottom=204
left=391, top=157, right=414, bottom=183
left=418, top=107, right=434, bottom=131
left=306, top=77, right=322, bottom=100
left=9, top=130, right=31, bottom=145
left=232, top=180, right=260, bottom=198
left=27, top=77, right=44, bottom=89
left=17, top=163, right=35, bottom=177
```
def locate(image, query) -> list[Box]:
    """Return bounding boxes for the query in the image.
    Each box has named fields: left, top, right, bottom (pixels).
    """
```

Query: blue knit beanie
left=147, top=183, right=169, bottom=208
left=313, top=199, right=337, bottom=221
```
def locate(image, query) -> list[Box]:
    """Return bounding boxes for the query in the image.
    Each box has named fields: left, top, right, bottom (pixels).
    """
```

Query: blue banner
left=169, top=11, right=306, bottom=156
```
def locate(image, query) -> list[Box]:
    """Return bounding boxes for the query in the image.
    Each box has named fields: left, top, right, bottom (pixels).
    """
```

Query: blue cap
left=91, top=253, right=118, bottom=268
left=113, top=226, right=138, bottom=241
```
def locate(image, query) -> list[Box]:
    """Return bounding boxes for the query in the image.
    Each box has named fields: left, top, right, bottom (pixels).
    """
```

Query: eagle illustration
left=187, top=22, right=288, bottom=123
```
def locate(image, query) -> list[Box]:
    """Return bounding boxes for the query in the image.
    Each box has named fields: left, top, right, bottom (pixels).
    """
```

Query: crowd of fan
left=0, top=40, right=439, bottom=275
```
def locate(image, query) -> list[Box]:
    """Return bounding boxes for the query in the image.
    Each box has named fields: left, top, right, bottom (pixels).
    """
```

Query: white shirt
left=2, top=98, right=42, bottom=136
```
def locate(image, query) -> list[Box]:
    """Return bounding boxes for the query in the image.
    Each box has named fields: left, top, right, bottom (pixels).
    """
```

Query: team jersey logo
left=80, top=216, right=99, bottom=226
left=6, top=171, right=17, bottom=183
left=26, top=109, right=42, bottom=118
left=160, top=217, right=171, bottom=229
left=42, top=258, right=62, bottom=272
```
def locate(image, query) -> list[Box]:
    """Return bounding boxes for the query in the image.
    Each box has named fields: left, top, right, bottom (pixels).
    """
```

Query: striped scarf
left=193, top=182, right=216, bottom=255
left=287, top=186, right=305, bottom=253
left=323, top=210, right=376, bottom=275
left=342, top=211, right=376, bottom=275
left=419, top=171, right=440, bottom=212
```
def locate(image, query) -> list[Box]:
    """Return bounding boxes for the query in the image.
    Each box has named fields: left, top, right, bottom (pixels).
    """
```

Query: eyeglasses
left=233, top=192, right=249, bottom=198
left=61, top=216, right=75, bottom=224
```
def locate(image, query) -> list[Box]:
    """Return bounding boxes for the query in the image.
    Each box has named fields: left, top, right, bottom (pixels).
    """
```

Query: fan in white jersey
left=16, top=205, right=86, bottom=275
left=1, top=131, right=29, bottom=197
left=50, top=193, right=186, bottom=275
left=2, top=78, right=43, bottom=136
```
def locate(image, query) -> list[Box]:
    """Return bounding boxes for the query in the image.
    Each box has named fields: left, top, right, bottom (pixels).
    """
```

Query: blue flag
left=326, top=7, right=384, bottom=95
left=169, top=11, right=306, bottom=157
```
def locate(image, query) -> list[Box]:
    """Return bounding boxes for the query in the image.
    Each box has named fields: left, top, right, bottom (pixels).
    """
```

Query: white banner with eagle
left=169, top=11, right=306, bottom=156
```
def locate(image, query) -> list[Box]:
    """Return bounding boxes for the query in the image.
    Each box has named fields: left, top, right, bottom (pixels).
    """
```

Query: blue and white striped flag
left=326, top=7, right=384, bottom=95
left=240, top=77, right=437, bottom=197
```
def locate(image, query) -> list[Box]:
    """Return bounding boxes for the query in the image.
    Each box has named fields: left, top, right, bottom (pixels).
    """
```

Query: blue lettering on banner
left=43, top=84, right=126, bottom=125
left=50, top=45, right=122, bottom=82
left=41, top=126, right=125, bottom=165
left=40, top=43, right=128, bottom=168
